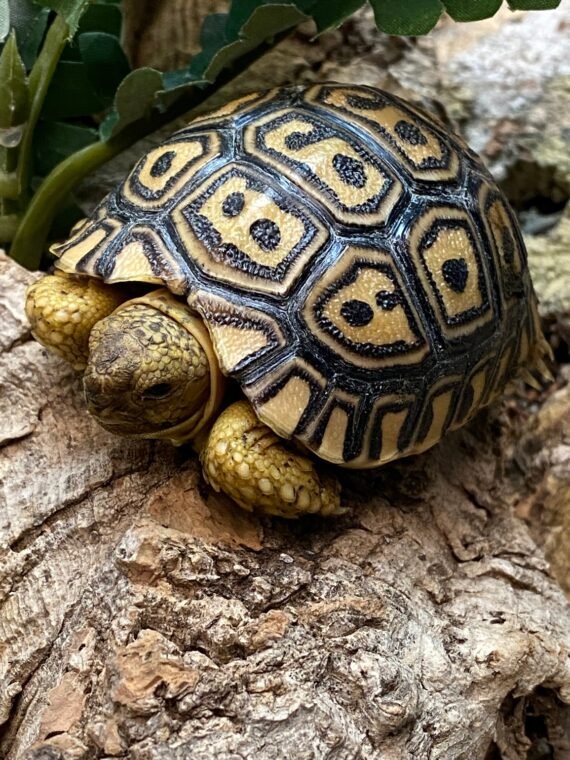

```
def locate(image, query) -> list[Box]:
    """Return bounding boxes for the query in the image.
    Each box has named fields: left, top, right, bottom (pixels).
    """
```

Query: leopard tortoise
left=26, top=83, right=551, bottom=517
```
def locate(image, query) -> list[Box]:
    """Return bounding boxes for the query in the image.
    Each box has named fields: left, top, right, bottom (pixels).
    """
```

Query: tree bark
left=2, top=4, right=570, bottom=758
left=1, top=251, right=570, bottom=759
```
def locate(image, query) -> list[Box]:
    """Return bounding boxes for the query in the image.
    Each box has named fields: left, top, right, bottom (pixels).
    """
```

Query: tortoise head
left=83, top=290, right=224, bottom=443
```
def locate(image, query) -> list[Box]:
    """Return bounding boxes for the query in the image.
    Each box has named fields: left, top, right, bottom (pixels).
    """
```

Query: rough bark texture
left=1, top=256, right=570, bottom=760
left=2, top=4, right=570, bottom=759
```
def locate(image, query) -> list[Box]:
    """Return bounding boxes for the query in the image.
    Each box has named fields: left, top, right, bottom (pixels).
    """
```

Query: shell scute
left=304, top=83, right=461, bottom=183
left=54, top=83, right=544, bottom=468
left=243, top=108, right=404, bottom=226
left=169, top=163, right=330, bottom=297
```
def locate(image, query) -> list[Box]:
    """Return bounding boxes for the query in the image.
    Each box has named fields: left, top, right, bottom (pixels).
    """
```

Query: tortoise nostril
left=142, top=382, right=173, bottom=400
left=85, top=395, right=111, bottom=416
left=84, top=387, right=109, bottom=410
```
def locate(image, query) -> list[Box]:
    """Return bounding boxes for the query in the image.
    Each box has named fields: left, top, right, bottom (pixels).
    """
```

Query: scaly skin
left=25, top=273, right=126, bottom=369
left=84, top=301, right=211, bottom=437
left=25, top=273, right=342, bottom=517
left=202, top=400, right=343, bottom=518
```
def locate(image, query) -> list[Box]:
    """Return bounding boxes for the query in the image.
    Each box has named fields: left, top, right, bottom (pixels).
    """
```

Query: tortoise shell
left=54, top=83, right=543, bottom=468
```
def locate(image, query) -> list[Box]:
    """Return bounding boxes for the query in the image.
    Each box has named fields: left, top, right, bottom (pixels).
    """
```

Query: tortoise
left=25, top=83, right=551, bottom=518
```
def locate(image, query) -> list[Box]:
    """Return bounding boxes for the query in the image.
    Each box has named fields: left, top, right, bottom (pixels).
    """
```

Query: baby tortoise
left=26, top=83, right=551, bottom=517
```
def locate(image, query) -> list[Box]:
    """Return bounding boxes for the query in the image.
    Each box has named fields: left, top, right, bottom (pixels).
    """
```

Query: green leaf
left=308, top=0, right=366, bottom=33
left=181, top=13, right=228, bottom=83
left=103, top=2, right=307, bottom=142
left=35, top=0, right=90, bottom=37
left=223, top=0, right=312, bottom=36
left=197, top=3, right=309, bottom=83
left=99, top=67, right=163, bottom=141
left=42, top=60, right=106, bottom=118
left=161, top=12, right=224, bottom=87
left=443, top=0, right=502, bottom=21
left=76, top=2, right=122, bottom=36
left=0, top=31, right=29, bottom=130
left=4, top=0, right=49, bottom=70
left=225, top=0, right=267, bottom=37
left=34, top=119, right=97, bottom=175
left=78, top=32, right=130, bottom=105
left=0, top=0, right=9, bottom=44
left=370, top=0, right=444, bottom=34
left=508, top=0, right=560, bottom=7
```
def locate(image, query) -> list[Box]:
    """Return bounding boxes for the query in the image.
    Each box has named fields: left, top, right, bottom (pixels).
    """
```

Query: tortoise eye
left=142, top=382, right=173, bottom=400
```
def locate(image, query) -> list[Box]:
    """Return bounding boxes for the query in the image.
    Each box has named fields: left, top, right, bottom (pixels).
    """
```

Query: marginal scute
left=318, top=405, right=350, bottom=463
left=190, top=291, right=286, bottom=376
left=484, top=190, right=524, bottom=273
left=488, top=343, right=515, bottom=402
left=377, top=407, right=410, bottom=462
left=517, top=324, right=531, bottom=366
left=357, top=393, right=416, bottom=466
left=412, top=376, right=462, bottom=456
left=103, top=226, right=188, bottom=294
left=480, top=182, right=529, bottom=307
left=55, top=215, right=124, bottom=277
left=246, top=358, right=327, bottom=440
left=300, top=387, right=360, bottom=465
left=451, top=359, right=491, bottom=429
left=260, top=376, right=312, bottom=437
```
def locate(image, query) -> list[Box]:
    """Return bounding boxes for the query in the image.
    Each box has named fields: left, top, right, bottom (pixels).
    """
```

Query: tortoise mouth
left=85, top=399, right=196, bottom=437
left=83, top=399, right=144, bottom=434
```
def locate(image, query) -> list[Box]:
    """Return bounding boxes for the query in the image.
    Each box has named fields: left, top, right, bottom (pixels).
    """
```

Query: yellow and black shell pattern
left=55, top=83, right=546, bottom=468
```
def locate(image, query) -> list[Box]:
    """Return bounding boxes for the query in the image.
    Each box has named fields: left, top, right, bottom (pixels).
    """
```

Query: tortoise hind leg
left=25, top=273, right=126, bottom=370
left=201, top=400, right=343, bottom=518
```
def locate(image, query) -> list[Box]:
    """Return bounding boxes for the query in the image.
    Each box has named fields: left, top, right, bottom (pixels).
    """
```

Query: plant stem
left=16, top=14, right=69, bottom=202
left=10, top=34, right=289, bottom=270
left=10, top=139, right=117, bottom=266
left=0, top=214, right=19, bottom=242
left=0, top=173, right=18, bottom=199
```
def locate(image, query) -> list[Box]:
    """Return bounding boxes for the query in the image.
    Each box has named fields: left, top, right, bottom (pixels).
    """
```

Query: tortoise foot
left=25, top=273, right=126, bottom=370
left=201, top=400, right=343, bottom=518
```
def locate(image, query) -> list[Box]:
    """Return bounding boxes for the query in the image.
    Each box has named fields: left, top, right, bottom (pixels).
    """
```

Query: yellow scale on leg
left=202, top=400, right=342, bottom=518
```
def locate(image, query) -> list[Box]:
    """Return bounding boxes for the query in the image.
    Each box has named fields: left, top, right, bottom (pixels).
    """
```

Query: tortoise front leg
left=201, top=400, right=343, bottom=518
left=25, top=273, right=126, bottom=369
